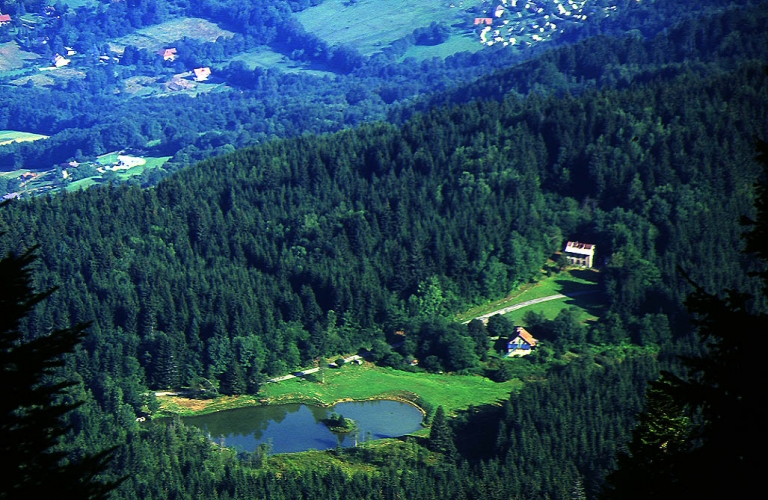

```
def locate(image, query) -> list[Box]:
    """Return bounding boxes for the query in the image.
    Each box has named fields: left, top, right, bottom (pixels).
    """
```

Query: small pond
left=180, top=400, right=424, bottom=454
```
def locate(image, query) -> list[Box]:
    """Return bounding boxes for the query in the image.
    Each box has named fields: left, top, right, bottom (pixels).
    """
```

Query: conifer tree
left=427, top=406, right=457, bottom=458
left=0, top=243, right=118, bottom=499
left=602, top=138, right=768, bottom=499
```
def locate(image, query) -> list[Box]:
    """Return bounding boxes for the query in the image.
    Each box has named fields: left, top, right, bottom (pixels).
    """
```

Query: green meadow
left=261, top=363, right=520, bottom=414
left=158, top=362, right=520, bottom=418
left=456, top=268, right=604, bottom=325
left=295, top=0, right=484, bottom=56
left=0, top=130, right=48, bottom=146
left=108, top=18, right=235, bottom=53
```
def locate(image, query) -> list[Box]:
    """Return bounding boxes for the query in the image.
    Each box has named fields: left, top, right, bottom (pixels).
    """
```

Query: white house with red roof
left=0, top=13, right=12, bottom=25
left=193, top=67, right=211, bottom=81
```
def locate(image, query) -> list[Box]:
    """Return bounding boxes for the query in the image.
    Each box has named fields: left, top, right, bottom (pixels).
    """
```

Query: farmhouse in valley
left=563, top=241, right=596, bottom=268
left=0, top=13, right=11, bottom=25
left=507, top=327, right=538, bottom=356
left=158, top=48, right=177, bottom=61
left=193, top=67, right=211, bottom=81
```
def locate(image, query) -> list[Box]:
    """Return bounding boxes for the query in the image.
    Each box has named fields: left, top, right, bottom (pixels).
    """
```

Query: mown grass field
left=456, top=268, right=604, bottom=324
left=0, top=42, right=41, bottom=72
left=295, top=0, right=484, bottom=56
left=0, top=130, right=49, bottom=146
left=231, top=49, right=337, bottom=76
left=158, top=362, right=520, bottom=418
left=400, top=33, right=484, bottom=61
left=109, top=18, right=235, bottom=53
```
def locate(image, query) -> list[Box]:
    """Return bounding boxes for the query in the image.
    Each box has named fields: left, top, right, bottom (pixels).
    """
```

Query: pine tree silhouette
left=0, top=242, right=119, bottom=499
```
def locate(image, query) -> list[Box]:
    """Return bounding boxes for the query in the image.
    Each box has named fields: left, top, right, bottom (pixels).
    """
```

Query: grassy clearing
left=0, top=130, right=49, bottom=146
left=66, top=178, right=100, bottom=191
left=58, top=0, right=97, bottom=7
left=509, top=290, right=605, bottom=326
left=0, top=169, right=27, bottom=179
left=10, top=67, right=86, bottom=87
left=230, top=49, right=336, bottom=77
left=109, top=18, right=235, bottom=53
left=0, top=42, right=40, bottom=72
left=262, top=363, right=519, bottom=415
left=295, top=0, right=483, bottom=56
left=456, top=268, right=602, bottom=323
left=400, top=32, right=484, bottom=61
left=158, top=362, right=519, bottom=418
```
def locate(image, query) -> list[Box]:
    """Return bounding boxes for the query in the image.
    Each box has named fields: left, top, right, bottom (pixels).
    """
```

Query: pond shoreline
left=156, top=392, right=427, bottom=420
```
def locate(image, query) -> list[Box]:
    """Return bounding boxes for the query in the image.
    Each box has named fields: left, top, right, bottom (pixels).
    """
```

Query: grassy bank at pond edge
left=156, top=362, right=521, bottom=419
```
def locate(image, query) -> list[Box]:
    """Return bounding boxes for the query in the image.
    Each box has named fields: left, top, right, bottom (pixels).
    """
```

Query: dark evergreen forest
left=1, top=2, right=767, bottom=498
left=0, top=0, right=759, bottom=185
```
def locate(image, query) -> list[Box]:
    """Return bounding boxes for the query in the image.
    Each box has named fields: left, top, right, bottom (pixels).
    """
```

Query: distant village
left=0, top=7, right=212, bottom=92
left=466, top=0, right=612, bottom=48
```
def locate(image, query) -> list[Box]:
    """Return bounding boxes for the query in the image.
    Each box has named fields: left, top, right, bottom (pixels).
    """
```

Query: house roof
left=0, top=14, right=11, bottom=23
left=158, top=48, right=177, bottom=58
left=564, top=241, right=595, bottom=256
left=194, top=67, right=211, bottom=81
left=513, top=326, right=538, bottom=347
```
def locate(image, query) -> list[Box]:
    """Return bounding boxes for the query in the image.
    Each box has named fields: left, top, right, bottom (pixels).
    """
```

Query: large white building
left=563, top=241, right=596, bottom=268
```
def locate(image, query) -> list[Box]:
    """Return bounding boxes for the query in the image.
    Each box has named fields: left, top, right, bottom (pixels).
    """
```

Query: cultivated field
left=295, top=0, right=484, bottom=56
left=0, top=130, right=49, bottom=146
left=0, top=42, right=41, bottom=72
left=109, top=17, right=235, bottom=53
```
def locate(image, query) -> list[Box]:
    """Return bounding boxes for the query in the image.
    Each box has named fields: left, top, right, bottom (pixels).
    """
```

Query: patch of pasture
left=0, top=42, right=41, bottom=72
left=231, top=49, right=337, bottom=77
left=0, top=130, right=49, bottom=146
left=262, top=362, right=520, bottom=415
left=503, top=290, right=605, bottom=326
left=97, top=152, right=121, bottom=165
left=10, top=67, right=86, bottom=87
left=295, top=0, right=485, bottom=56
left=57, top=0, right=97, bottom=8
left=399, top=32, right=484, bottom=61
left=66, top=178, right=100, bottom=191
left=109, top=17, right=235, bottom=53
left=456, top=269, right=604, bottom=325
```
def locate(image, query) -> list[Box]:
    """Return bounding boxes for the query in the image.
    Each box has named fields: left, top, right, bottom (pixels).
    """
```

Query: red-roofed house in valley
left=564, top=241, right=596, bottom=268
left=158, top=48, right=177, bottom=61
left=193, top=67, right=211, bottom=81
left=507, top=327, right=539, bottom=356
left=0, top=13, right=12, bottom=25
left=474, top=17, right=493, bottom=25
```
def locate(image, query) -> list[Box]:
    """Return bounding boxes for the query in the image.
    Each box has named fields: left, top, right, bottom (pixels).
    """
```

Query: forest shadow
left=451, top=403, right=506, bottom=461
left=554, top=278, right=599, bottom=295
left=560, top=292, right=607, bottom=319
left=566, top=269, right=600, bottom=283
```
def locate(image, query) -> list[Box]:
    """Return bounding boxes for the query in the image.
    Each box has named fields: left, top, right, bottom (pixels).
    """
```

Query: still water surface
left=182, top=400, right=423, bottom=454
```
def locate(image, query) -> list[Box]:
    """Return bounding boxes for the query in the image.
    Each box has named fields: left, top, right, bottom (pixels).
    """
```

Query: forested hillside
left=1, top=2, right=767, bottom=498
left=1, top=0, right=758, bottom=191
